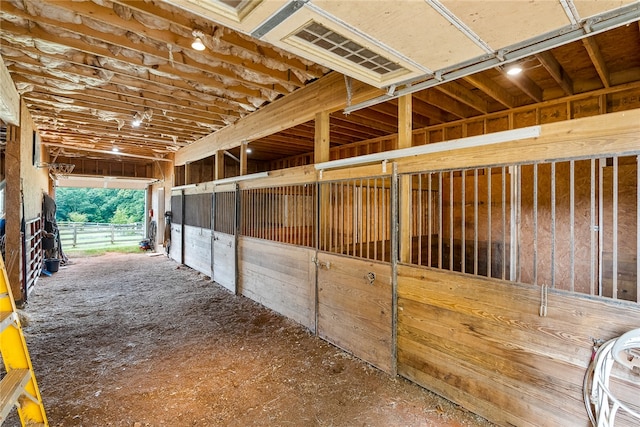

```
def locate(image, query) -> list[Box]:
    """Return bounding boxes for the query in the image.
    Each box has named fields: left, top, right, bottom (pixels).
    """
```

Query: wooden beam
left=314, top=111, right=331, bottom=163
left=413, top=88, right=477, bottom=119
left=398, top=94, right=413, bottom=149
left=582, top=37, right=611, bottom=88
left=0, top=56, right=20, bottom=125
left=505, top=71, right=543, bottom=103
left=43, top=142, right=172, bottom=162
left=436, top=81, right=489, bottom=114
left=536, top=51, right=574, bottom=95
left=2, top=1, right=284, bottom=98
left=240, top=143, right=248, bottom=176
left=175, top=73, right=383, bottom=165
left=110, top=0, right=326, bottom=81
left=465, top=74, right=516, bottom=109
left=215, top=150, right=225, bottom=180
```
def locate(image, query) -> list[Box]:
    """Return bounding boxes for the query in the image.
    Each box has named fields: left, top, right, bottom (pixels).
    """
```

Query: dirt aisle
left=10, top=252, right=492, bottom=426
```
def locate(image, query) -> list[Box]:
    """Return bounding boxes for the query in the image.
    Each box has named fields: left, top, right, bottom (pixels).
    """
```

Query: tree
left=67, top=212, right=88, bottom=223
left=55, top=187, right=145, bottom=223
left=110, top=206, right=134, bottom=224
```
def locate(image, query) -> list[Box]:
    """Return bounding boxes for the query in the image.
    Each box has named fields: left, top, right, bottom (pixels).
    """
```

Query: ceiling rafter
left=463, top=74, right=517, bottom=109
left=536, top=51, right=574, bottom=95
left=582, top=37, right=611, bottom=88
left=25, top=0, right=303, bottom=93
left=0, top=17, right=265, bottom=102
left=110, top=0, right=326, bottom=80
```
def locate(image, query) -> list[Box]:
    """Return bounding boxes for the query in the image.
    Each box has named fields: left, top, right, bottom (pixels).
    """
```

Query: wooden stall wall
left=182, top=192, right=213, bottom=276
left=238, top=237, right=316, bottom=331
left=169, top=192, right=183, bottom=264
left=397, top=265, right=640, bottom=427
left=316, top=252, right=393, bottom=374
left=212, top=188, right=237, bottom=293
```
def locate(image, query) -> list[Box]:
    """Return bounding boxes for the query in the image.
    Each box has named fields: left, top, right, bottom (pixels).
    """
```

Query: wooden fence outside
left=58, top=222, right=145, bottom=250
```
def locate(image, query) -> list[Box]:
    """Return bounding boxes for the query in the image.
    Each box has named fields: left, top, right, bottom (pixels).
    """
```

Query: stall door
left=212, top=190, right=237, bottom=293
left=316, top=178, right=394, bottom=373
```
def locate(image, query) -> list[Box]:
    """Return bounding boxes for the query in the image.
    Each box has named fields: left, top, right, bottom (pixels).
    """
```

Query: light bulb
left=192, top=37, right=205, bottom=51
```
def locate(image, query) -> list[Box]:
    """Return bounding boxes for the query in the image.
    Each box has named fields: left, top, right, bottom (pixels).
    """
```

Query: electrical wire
left=583, top=329, right=640, bottom=426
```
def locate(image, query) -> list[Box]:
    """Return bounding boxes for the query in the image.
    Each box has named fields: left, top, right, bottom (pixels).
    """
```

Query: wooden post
left=314, top=111, right=330, bottom=163
left=240, top=143, right=248, bottom=176
left=5, top=124, right=23, bottom=302
left=215, top=149, right=225, bottom=180
left=398, top=95, right=412, bottom=264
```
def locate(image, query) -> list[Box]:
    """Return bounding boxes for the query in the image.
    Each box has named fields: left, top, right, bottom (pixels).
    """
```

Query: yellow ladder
left=0, top=254, right=47, bottom=426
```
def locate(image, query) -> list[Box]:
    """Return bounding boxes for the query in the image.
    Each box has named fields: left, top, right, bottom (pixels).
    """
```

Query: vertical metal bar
left=358, top=178, right=366, bottom=258
left=599, top=159, right=604, bottom=296
left=502, top=166, right=506, bottom=280
left=428, top=173, right=433, bottom=268
left=366, top=179, right=371, bottom=260
left=438, top=171, right=443, bottom=269
left=351, top=179, right=362, bottom=255
left=340, top=182, right=345, bottom=254
left=374, top=178, right=379, bottom=261
left=613, top=156, right=618, bottom=299
left=449, top=171, right=454, bottom=271
left=551, top=162, right=556, bottom=288
left=390, top=163, right=399, bottom=377
left=474, top=169, right=478, bottom=275
left=234, top=184, right=240, bottom=295
left=570, top=160, right=575, bottom=292
left=418, top=174, right=423, bottom=266
left=461, top=171, right=466, bottom=274
left=533, top=164, right=538, bottom=286
left=510, top=166, right=519, bottom=282
left=487, top=168, right=492, bottom=278
left=382, top=177, right=387, bottom=262
left=590, top=159, right=596, bottom=296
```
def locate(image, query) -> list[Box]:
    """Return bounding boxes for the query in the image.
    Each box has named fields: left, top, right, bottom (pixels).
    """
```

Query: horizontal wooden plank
left=317, top=253, right=392, bottom=373
left=397, top=263, right=640, bottom=427
left=212, top=232, right=235, bottom=293
left=238, top=238, right=315, bottom=330
left=397, top=109, right=640, bottom=174
left=183, top=226, right=212, bottom=277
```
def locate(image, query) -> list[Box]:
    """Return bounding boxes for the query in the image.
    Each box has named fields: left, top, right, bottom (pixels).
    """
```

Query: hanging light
left=191, top=31, right=206, bottom=51
left=506, top=64, right=523, bottom=76
left=132, top=112, right=142, bottom=127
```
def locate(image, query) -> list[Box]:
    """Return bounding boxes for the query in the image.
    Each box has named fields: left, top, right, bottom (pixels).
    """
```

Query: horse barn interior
left=2, top=0, right=640, bottom=425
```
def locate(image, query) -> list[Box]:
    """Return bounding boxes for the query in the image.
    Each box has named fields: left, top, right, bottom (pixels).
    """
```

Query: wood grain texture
left=238, top=238, right=316, bottom=331
left=183, top=225, right=212, bottom=277
left=397, top=264, right=640, bottom=427
left=212, top=232, right=236, bottom=293
left=317, top=253, right=393, bottom=373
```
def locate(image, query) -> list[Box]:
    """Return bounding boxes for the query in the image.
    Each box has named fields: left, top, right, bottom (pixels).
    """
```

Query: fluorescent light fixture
left=191, top=31, right=206, bottom=51
left=314, top=126, right=541, bottom=171
left=214, top=171, right=268, bottom=185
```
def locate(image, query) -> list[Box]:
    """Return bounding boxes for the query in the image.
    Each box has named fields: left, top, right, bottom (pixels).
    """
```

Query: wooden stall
left=170, top=109, right=640, bottom=427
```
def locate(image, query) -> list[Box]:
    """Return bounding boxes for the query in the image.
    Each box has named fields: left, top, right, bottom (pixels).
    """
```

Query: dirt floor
left=7, top=252, right=494, bottom=427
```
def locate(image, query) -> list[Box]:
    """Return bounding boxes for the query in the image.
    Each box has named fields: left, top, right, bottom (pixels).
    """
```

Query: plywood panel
left=238, top=237, right=316, bottom=331
left=169, top=223, right=182, bottom=264
left=398, top=264, right=640, bottom=427
left=213, top=231, right=235, bottom=293
left=316, top=253, right=393, bottom=373
left=183, top=225, right=212, bottom=277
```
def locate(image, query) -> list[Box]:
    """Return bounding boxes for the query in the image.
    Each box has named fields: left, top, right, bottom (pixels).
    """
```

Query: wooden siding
left=183, top=225, right=212, bottom=277
left=397, top=264, right=640, bottom=426
left=316, top=253, right=393, bottom=373
left=212, top=231, right=236, bottom=294
left=238, top=237, right=316, bottom=331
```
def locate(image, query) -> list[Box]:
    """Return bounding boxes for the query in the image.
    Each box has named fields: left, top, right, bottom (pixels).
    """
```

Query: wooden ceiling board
left=441, top=0, right=571, bottom=48
left=312, top=0, right=485, bottom=70
left=164, top=0, right=288, bottom=34
left=573, top=0, right=636, bottom=19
